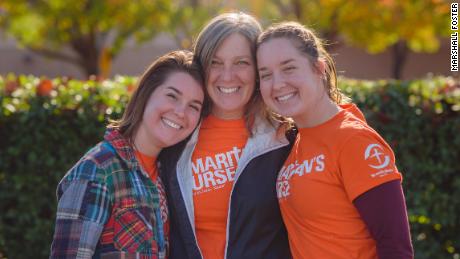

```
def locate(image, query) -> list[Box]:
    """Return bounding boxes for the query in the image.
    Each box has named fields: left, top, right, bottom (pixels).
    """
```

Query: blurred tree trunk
left=392, top=40, right=408, bottom=80
left=71, top=33, right=101, bottom=77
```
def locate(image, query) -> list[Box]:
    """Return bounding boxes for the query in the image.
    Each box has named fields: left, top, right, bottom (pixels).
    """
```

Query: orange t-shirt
left=135, top=150, right=158, bottom=180
left=192, top=115, right=248, bottom=259
left=135, top=150, right=169, bottom=240
left=277, top=104, right=402, bottom=259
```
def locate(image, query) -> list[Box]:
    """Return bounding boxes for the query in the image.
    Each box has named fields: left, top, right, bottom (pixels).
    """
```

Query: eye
left=283, top=66, right=296, bottom=73
left=236, top=59, right=250, bottom=66
left=211, top=60, right=222, bottom=66
left=260, top=73, right=272, bottom=81
left=189, top=104, right=201, bottom=112
left=167, top=93, right=178, bottom=100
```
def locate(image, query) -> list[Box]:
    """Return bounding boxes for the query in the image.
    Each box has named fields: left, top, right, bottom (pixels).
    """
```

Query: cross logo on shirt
left=364, top=144, right=390, bottom=169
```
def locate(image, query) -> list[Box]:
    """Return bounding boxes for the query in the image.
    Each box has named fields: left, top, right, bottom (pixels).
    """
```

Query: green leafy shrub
left=0, top=74, right=135, bottom=259
left=341, top=76, right=460, bottom=259
left=0, top=74, right=458, bottom=258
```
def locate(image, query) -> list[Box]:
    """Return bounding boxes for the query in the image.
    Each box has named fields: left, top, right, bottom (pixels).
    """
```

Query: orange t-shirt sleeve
left=338, top=131, right=402, bottom=202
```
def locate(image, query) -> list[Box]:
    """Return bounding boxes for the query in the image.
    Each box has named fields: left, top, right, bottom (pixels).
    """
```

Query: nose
left=272, top=73, right=286, bottom=90
left=174, top=103, right=186, bottom=118
left=221, top=65, right=234, bottom=82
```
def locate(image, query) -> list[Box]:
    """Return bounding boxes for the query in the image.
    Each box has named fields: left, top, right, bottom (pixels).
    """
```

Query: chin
left=219, top=100, right=243, bottom=109
left=152, top=132, right=180, bottom=148
left=273, top=107, right=297, bottom=118
left=163, top=137, right=183, bottom=147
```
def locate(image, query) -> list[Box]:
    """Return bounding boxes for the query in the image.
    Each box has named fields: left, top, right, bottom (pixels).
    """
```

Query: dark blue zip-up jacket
left=160, top=118, right=295, bottom=259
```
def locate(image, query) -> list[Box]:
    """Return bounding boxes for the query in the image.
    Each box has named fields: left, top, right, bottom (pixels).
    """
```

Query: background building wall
left=0, top=32, right=453, bottom=80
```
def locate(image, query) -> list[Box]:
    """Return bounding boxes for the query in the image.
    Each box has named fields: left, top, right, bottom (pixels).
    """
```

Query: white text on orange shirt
left=277, top=154, right=325, bottom=199
left=192, top=147, right=242, bottom=194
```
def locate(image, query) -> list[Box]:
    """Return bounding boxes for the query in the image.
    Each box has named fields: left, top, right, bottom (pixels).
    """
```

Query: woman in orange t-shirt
left=162, top=12, right=294, bottom=259
left=256, top=22, right=414, bottom=259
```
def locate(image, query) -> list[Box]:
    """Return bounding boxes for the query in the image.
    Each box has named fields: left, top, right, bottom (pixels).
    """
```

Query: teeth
left=276, top=93, right=295, bottom=102
left=218, top=87, right=239, bottom=94
left=162, top=118, right=181, bottom=129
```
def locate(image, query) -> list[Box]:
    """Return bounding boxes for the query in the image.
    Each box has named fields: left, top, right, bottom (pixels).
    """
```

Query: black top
left=160, top=129, right=296, bottom=259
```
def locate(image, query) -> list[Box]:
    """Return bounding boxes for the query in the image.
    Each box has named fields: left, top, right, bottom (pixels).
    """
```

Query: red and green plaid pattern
left=50, top=129, right=168, bottom=258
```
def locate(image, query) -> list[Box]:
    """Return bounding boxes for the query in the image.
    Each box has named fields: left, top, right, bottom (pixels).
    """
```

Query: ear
left=315, top=59, right=327, bottom=77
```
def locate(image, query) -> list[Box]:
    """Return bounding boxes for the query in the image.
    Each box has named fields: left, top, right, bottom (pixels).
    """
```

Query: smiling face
left=135, top=72, right=204, bottom=155
left=206, top=33, right=256, bottom=119
left=257, top=38, right=331, bottom=127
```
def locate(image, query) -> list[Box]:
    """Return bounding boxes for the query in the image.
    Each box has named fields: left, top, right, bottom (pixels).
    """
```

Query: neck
left=133, top=130, right=161, bottom=157
left=295, top=96, right=340, bottom=128
left=211, top=107, right=244, bottom=120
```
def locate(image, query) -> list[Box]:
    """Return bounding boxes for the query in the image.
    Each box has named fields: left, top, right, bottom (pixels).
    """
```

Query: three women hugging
left=50, top=12, right=414, bottom=259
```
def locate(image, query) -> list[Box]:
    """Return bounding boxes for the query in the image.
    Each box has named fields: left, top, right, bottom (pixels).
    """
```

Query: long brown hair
left=109, top=50, right=206, bottom=144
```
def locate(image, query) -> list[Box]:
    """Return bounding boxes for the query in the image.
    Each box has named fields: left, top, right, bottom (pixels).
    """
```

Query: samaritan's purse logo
left=192, top=146, right=242, bottom=195
left=364, top=143, right=390, bottom=169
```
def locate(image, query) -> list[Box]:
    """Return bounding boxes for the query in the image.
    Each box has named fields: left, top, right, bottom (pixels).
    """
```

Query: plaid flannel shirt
left=50, top=129, right=168, bottom=259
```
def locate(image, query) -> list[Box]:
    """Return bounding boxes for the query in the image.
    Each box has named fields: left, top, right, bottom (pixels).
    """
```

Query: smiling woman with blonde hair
left=162, top=12, right=294, bottom=259
left=257, top=21, right=413, bottom=259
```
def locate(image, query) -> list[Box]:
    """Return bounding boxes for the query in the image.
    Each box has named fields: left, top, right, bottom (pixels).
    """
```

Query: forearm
left=50, top=179, right=110, bottom=258
left=50, top=219, right=104, bottom=258
left=353, top=180, right=414, bottom=259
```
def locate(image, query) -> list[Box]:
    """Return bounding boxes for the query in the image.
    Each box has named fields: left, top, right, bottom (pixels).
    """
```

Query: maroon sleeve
left=353, top=180, right=414, bottom=259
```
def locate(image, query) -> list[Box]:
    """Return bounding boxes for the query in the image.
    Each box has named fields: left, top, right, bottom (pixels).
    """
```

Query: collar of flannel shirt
left=103, top=128, right=144, bottom=174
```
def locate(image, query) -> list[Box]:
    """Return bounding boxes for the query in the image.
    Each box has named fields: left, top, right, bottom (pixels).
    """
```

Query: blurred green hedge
left=0, top=74, right=459, bottom=258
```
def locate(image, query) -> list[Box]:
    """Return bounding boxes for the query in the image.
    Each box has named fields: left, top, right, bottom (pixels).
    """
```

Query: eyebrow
left=166, top=86, right=182, bottom=95
left=213, top=55, right=251, bottom=60
left=192, top=100, right=203, bottom=106
left=167, top=86, right=203, bottom=105
left=258, top=58, right=295, bottom=72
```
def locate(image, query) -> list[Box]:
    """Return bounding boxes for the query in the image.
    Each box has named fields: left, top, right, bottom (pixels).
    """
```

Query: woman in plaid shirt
left=50, top=50, right=207, bottom=259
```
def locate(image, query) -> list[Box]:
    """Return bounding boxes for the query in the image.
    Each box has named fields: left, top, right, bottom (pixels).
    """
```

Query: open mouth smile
left=275, top=92, right=296, bottom=103
left=218, top=86, right=239, bottom=94
left=162, top=117, right=182, bottom=129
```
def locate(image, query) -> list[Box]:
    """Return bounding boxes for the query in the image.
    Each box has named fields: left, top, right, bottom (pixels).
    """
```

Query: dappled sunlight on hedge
left=1, top=74, right=459, bottom=258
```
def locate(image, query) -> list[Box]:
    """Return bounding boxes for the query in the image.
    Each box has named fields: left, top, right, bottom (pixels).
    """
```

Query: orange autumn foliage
left=37, top=79, right=53, bottom=96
